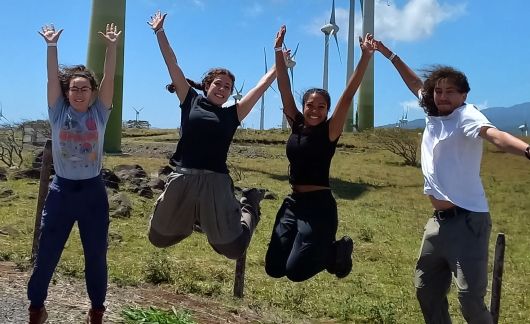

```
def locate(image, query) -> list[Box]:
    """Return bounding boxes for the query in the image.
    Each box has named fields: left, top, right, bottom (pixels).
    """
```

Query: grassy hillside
left=1, top=129, right=529, bottom=323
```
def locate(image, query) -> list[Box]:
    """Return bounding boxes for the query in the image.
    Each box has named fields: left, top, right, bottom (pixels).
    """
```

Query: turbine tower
left=357, top=0, right=375, bottom=131
left=132, top=106, right=143, bottom=124
left=519, top=121, right=528, bottom=136
left=87, top=0, right=126, bottom=153
left=344, top=0, right=357, bottom=132
left=321, top=0, right=341, bottom=91
left=282, top=43, right=299, bottom=130
left=259, top=48, right=268, bottom=130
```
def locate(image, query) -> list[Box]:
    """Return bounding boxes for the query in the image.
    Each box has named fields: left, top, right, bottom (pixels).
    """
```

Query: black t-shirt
left=286, top=112, right=339, bottom=186
left=170, top=88, right=240, bottom=174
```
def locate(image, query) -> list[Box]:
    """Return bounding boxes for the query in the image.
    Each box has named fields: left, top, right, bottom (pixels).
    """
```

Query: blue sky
left=1, top=0, right=530, bottom=129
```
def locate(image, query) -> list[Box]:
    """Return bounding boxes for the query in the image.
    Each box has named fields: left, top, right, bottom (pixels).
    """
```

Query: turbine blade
left=292, top=43, right=300, bottom=57
left=239, top=80, right=245, bottom=94
left=330, top=0, right=336, bottom=24
left=359, top=0, right=364, bottom=13
left=333, top=33, right=342, bottom=63
left=289, top=67, right=295, bottom=90
left=264, top=47, right=268, bottom=73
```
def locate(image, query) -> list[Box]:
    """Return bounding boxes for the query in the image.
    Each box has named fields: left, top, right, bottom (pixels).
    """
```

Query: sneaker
left=85, top=307, right=105, bottom=324
left=334, top=236, right=354, bottom=279
left=29, top=306, right=48, bottom=324
left=241, top=188, right=265, bottom=217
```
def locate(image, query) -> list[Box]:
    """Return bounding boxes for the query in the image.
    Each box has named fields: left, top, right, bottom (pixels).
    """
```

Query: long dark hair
left=166, top=68, right=235, bottom=96
left=419, top=65, right=470, bottom=116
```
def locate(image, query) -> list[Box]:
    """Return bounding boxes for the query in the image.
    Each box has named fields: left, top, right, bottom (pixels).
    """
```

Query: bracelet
left=525, top=146, right=530, bottom=160
left=155, top=28, right=164, bottom=35
left=47, top=43, right=57, bottom=47
left=274, top=47, right=283, bottom=52
left=389, top=52, right=396, bottom=62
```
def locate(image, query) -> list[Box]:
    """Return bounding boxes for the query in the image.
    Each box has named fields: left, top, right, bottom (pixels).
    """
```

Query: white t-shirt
left=421, top=103, right=495, bottom=212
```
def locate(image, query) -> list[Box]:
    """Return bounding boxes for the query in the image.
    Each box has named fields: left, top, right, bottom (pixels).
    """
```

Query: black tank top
left=286, top=113, right=338, bottom=186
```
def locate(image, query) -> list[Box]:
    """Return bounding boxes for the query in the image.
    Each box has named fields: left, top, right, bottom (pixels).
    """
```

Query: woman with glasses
left=27, top=23, right=121, bottom=324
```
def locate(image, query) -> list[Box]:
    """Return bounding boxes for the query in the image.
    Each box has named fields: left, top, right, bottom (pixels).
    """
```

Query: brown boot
left=85, top=307, right=105, bottom=324
left=28, top=306, right=48, bottom=324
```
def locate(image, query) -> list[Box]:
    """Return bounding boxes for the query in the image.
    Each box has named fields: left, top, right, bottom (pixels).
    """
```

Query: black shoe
left=334, top=236, right=354, bottom=279
left=241, top=188, right=265, bottom=217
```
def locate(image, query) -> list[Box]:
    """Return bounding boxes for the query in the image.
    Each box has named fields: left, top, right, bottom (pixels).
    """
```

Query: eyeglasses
left=69, top=86, right=92, bottom=93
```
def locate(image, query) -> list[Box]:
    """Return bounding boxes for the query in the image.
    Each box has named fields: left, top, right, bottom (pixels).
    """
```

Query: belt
left=433, top=206, right=470, bottom=221
left=174, top=165, right=215, bottom=175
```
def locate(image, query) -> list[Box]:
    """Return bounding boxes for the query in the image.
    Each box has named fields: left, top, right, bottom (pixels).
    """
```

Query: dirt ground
left=0, top=261, right=265, bottom=323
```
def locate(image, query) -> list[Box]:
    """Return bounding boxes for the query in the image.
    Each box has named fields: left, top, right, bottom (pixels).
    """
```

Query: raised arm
left=98, top=23, right=122, bottom=108
left=38, top=25, right=63, bottom=108
left=373, top=39, right=423, bottom=98
left=149, top=11, right=189, bottom=103
left=328, top=34, right=374, bottom=141
left=273, top=25, right=298, bottom=127
left=480, top=127, right=530, bottom=158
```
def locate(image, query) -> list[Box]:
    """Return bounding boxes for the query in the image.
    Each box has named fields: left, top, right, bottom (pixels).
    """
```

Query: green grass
left=122, top=306, right=195, bottom=324
left=1, top=129, right=529, bottom=323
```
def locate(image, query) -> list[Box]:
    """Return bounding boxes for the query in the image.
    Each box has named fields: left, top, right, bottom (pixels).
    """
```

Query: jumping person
left=373, top=38, right=530, bottom=323
left=147, top=11, right=276, bottom=260
left=28, top=23, right=121, bottom=324
left=264, top=25, right=374, bottom=282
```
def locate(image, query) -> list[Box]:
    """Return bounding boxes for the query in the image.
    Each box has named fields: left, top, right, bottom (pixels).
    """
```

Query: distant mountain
left=380, top=102, right=530, bottom=135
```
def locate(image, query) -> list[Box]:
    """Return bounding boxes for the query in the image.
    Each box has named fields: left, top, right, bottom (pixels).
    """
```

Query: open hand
left=148, top=10, right=167, bottom=31
left=98, top=23, right=122, bottom=44
left=359, top=33, right=375, bottom=55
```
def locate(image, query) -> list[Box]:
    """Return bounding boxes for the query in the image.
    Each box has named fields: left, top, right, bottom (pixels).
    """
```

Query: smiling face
left=433, top=78, right=467, bottom=115
left=205, top=74, right=234, bottom=106
left=303, top=92, right=329, bottom=126
left=67, top=77, right=94, bottom=112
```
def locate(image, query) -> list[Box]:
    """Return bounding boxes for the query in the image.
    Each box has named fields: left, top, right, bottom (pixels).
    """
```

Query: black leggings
left=265, top=189, right=338, bottom=282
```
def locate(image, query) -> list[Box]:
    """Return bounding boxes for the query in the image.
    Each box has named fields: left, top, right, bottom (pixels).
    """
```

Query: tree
left=0, top=122, right=24, bottom=167
left=370, top=128, right=420, bottom=167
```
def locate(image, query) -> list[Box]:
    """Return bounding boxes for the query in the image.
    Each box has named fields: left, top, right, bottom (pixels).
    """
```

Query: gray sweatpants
left=148, top=167, right=256, bottom=259
left=415, top=208, right=493, bottom=324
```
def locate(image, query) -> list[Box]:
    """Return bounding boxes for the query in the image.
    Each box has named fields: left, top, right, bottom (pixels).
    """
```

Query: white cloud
left=376, top=0, right=467, bottom=41
left=307, top=0, right=466, bottom=43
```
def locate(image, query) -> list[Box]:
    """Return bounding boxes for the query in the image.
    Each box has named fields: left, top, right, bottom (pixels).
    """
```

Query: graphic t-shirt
left=48, top=96, right=111, bottom=180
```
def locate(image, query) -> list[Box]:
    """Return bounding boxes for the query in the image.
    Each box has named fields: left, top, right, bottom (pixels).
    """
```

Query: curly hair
left=58, top=65, right=98, bottom=103
left=419, top=65, right=470, bottom=116
left=166, top=68, right=235, bottom=96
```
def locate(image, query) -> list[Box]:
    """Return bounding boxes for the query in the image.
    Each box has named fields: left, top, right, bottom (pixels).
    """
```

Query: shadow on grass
left=238, top=166, right=384, bottom=200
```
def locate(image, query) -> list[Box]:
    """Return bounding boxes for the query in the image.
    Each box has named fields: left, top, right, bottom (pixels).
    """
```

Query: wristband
left=525, top=146, right=530, bottom=160
left=274, top=47, right=283, bottom=52
left=155, top=28, right=164, bottom=35
left=389, top=52, right=396, bottom=62
left=47, top=43, right=57, bottom=47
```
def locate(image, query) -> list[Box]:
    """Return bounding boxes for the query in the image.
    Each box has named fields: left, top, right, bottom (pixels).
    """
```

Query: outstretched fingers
left=38, top=24, right=63, bottom=43
left=98, top=23, right=122, bottom=43
left=148, top=10, right=167, bottom=31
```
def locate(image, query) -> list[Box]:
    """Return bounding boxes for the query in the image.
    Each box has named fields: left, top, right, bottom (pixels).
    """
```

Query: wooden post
left=233, top=251, right=247, bottom=298
left=31, top=139, right=53, bottom=264
left=490, top=233, right=505, bottom=324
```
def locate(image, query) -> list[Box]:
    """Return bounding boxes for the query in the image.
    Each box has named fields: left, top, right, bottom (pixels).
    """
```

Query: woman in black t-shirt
left=147, top=11, right=276, bottom=260
left=264, top=25, right=374, bottom=281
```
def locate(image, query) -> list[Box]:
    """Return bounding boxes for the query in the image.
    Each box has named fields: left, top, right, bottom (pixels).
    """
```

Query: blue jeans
left=265, top=189, right=338, bottom=282
left=27, top=175, right=109, bottom=309
left=415, top=208, right=493, bottom=324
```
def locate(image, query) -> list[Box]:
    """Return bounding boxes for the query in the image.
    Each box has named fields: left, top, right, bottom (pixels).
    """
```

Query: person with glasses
left=146, top=11, right=276, bottom=260
left=372, top=38, right=530, bottom=323
left=27, top=23, right=121, bottom=324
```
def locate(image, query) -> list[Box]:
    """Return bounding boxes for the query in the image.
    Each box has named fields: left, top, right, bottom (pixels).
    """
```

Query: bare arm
left=480, top=126, right=530, bottom=157
left=236, top=65, right=277, bottom=122
left=38, top=25, right=63, bottom=108
left=273, top=25, right=299, bottom=127
left=373, top=39, right=423, bottom=98
left=98, top=23, right=122, bottom=108
left=328, top=34, right=374, bottom=141
left=149, top=11, right=189, bottom=103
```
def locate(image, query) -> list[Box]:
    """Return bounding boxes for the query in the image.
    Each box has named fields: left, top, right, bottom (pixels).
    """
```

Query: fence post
left=233, top=251, right=247, bottom=298
left=490, top=233, right=505, bottom=324
left=31, top=139, right=53, bottom=264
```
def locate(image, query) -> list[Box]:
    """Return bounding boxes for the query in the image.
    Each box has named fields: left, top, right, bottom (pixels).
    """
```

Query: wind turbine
left=357, top=0, right=375, bottom=131
left=519, top=121, right=528, bottom=136
left=259, top=48, right=269, bottom=130
left=132, top=106, right=143, bottom=126
left=0, top=102, right=9, bottom=124
left=280, top=42, right=299, bottom=130
left=321, top=0, right=341, bottom=91
left=399, top=105, right=409, bottom=128
left=232, top=81, right=245, bottom=104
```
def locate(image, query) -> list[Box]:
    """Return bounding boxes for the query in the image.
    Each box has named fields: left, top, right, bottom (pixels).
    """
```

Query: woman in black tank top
left=264, top=25, right=374, bottom=282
